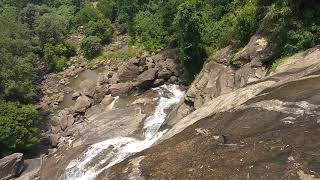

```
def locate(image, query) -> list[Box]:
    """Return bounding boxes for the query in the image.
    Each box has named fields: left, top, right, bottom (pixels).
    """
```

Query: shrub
left=81, top=36, right=102, bottom=59
left=97, top=0, right=116, bottom=20
left=85, top=19, right=113, bottom=44
left=54, top=56, right=68, bottom=72
left=74, top=5, right=104, bottom=25
left=35, top=12, right=68, bottom=45
left=133, top=11, right=168, bottom=52
left=43, top=43, right=75, bottom=71
left=173, top=0, right=207, bottom=80
left=0, top=101, right=39, bottom=157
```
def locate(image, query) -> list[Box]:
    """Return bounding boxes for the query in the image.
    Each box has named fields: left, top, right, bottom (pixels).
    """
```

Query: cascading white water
left=63, top=84, right=184, bottom=180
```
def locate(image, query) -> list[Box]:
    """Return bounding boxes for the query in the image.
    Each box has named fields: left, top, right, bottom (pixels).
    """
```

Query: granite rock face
left=0, top=153, right=24, bottom=180
left=102, top=46, right=320, bottom=180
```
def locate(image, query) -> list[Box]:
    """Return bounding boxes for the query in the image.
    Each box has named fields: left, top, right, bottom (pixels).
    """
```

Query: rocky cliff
left=100, top=40, right=320, bottom=179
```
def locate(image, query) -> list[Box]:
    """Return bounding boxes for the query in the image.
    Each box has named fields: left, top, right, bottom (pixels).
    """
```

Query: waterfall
left=63, top=84, right=184, bottom=180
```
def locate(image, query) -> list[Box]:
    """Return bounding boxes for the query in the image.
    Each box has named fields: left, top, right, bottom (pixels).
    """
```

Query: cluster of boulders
left=99, top=49, right=183, bottom=96
left=46, top=49, right=183, bottom=148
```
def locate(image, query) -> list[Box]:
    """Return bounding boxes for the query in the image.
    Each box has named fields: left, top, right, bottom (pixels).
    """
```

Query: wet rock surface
left=100, top=46, right=320, bottom=180
left=107, top=99, right=320, bottom=180
left=33, top=28, right=320, bottom=180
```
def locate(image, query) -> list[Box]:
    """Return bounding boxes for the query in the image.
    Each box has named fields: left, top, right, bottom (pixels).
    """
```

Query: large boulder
left=234, top=34, right=276, bottom=65
left=79, top=80, right=96, bottom=97
left=109, top=82, right=134, bottom=96
left=0, top=153, right=24, bottom=180
left=136, top=68, right=157, bottom=88
left=117, top=59, right=141, bottom=82
left=185, top=61, right=225, bottom=108
left=73, top=95, right=92, bottom=113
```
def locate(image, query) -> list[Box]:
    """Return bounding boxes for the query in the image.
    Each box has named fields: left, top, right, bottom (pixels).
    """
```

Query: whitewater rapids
left=62, top=84, right=184, bottom=180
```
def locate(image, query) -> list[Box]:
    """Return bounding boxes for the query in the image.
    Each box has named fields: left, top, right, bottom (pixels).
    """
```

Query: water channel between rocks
left=61, top=84, right=185, bottom=180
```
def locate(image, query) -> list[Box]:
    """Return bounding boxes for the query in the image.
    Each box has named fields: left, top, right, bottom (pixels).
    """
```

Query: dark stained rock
left=153, top=79, right=165, bottom=87
left=0, top=153, right=24, bottom=180
left=106, top=100, right=320, bottom=180
left=136, top=68, right=157, bottom=88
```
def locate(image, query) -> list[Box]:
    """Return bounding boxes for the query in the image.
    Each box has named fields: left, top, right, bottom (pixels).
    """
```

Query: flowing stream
left=63, top=84, right=184, bottom=180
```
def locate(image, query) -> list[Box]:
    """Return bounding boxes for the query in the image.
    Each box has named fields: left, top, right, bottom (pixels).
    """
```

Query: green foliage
left=43, top=43, right=75, bottom=71
left=54, top=56, right=68, bottom=72
left=85, top=19, right=113, bottom=44
left=0, top=101, right=39, bottom=157
left=81, top=36, right=102, bottom=59
left=133, top=10, right=167, bottom=52
left=35, top=12, right=68, bottom=44
left=0, top=0, right=81, bottom=156
left=173, top=0, right=207, bottom=80
left=260, top=0, right=320, bottom=57
left=0, top=50, right=37, bottom=103
left=74, top=4, right=104, bottom=25
left=19, top=4, right=51, bottom=29
left=97, top=0, right=116, bottom=20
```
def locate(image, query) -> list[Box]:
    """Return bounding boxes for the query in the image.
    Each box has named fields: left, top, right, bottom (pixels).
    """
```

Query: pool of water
left=59, top=68, right=103, bottom=109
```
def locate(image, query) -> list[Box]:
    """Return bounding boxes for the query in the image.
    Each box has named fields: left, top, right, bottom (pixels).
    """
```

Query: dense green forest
left=0, top=0, right=319, bottom=157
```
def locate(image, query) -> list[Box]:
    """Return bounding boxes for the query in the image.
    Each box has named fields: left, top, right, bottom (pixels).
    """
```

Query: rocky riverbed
left=99, top=40, right=320, bottom=180
left=2, top=33, right=320, bottom=180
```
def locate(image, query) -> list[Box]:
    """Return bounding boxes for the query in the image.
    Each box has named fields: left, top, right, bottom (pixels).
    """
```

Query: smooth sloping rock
left=185, top=61, right=225, bottom=108
left=72, top=106, right=146, bottom=145
left=103, top=46, right=320, bottom=180
left=165, top=45, right=320, bottom=140
left=107, top=98, right=320, bottom=180
left=0, top=153, right=24, bottom=180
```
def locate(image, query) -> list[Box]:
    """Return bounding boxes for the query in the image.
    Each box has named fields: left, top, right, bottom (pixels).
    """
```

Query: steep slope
left=101, top=46, right=320, bottom=179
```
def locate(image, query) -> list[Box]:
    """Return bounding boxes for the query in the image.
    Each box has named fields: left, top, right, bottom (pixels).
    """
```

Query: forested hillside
left=0, top=0, right=320, bottom=157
